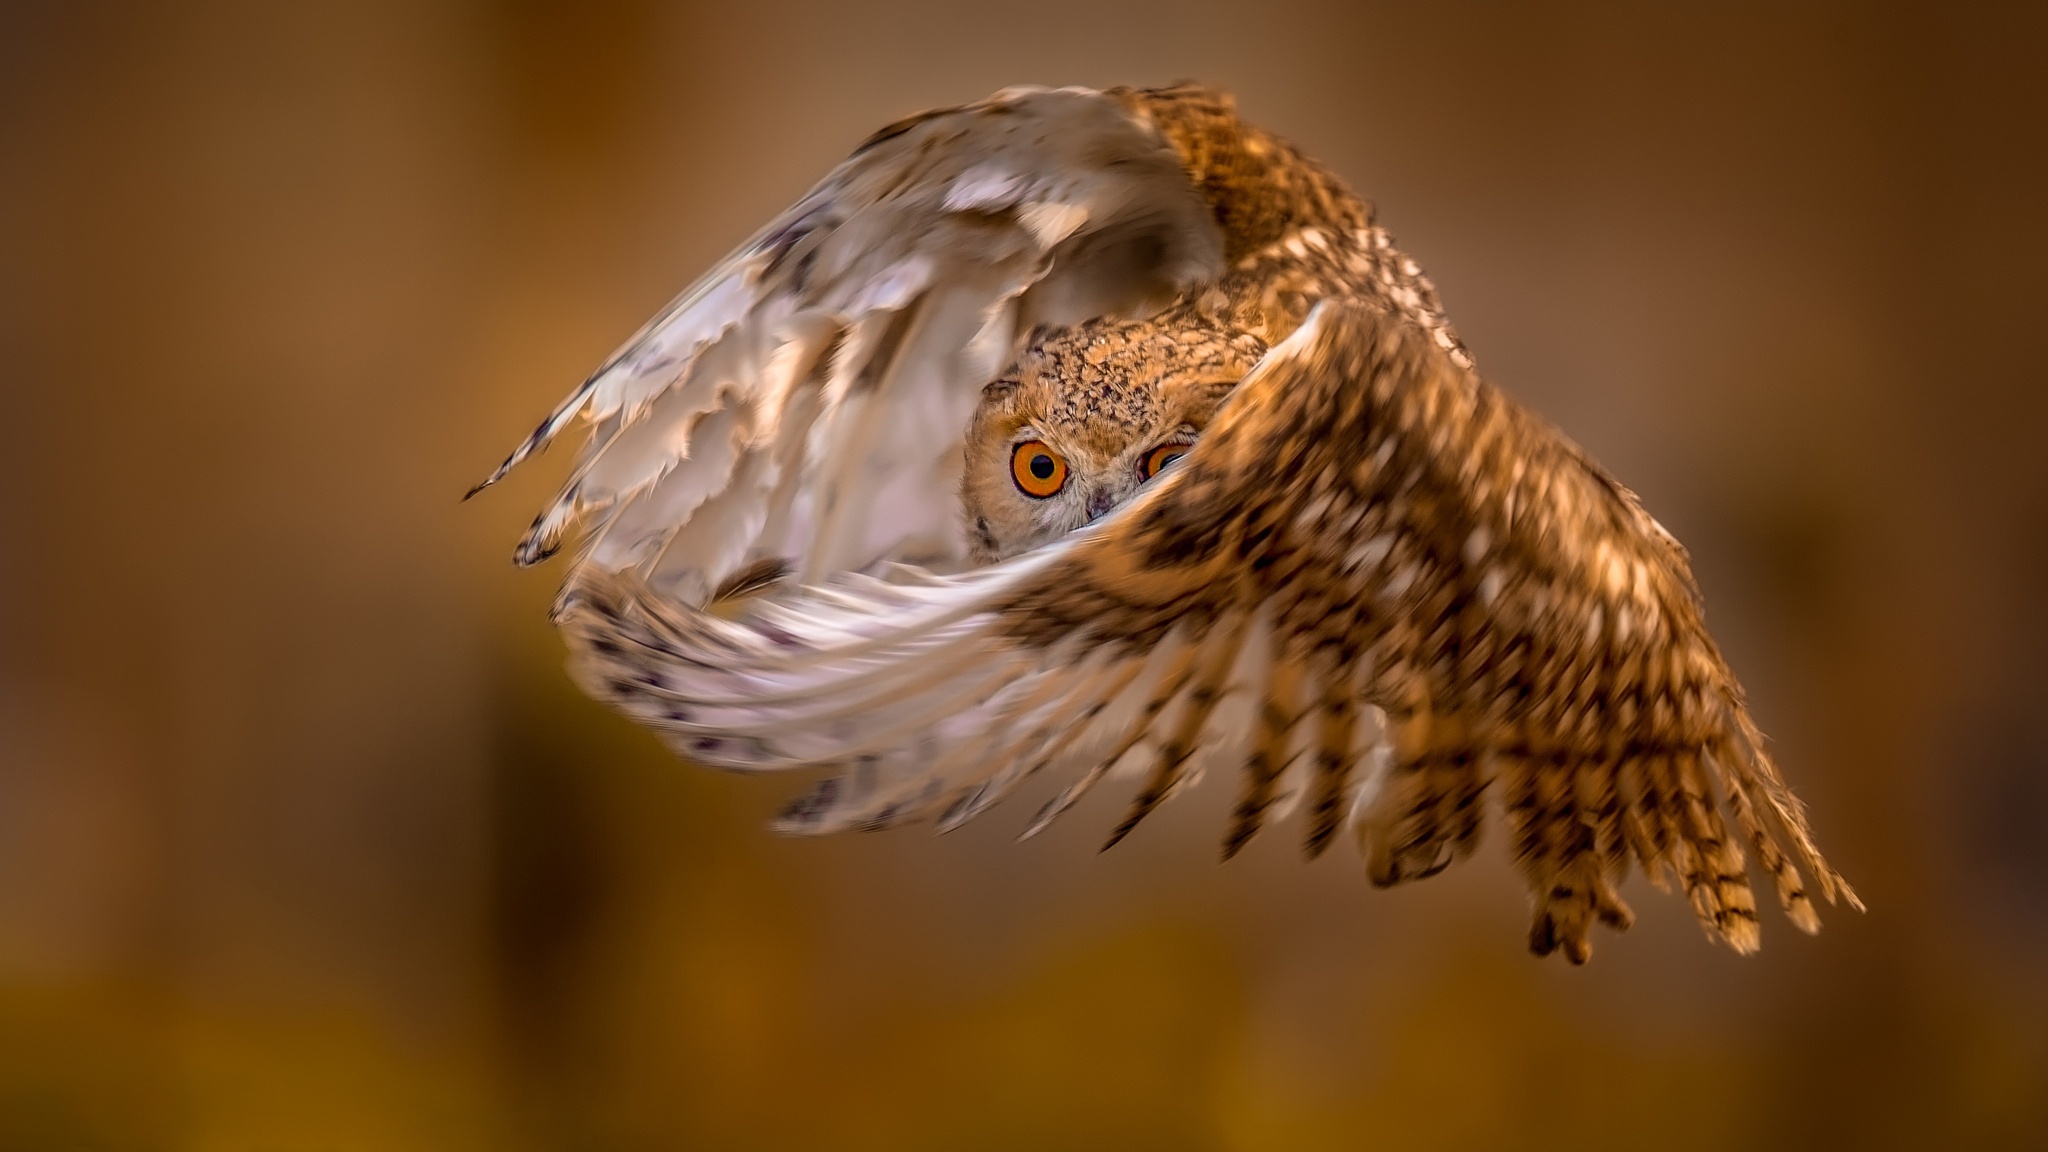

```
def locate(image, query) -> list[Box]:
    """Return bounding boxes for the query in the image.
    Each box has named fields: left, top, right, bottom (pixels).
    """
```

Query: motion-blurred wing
left=560, top=303, right=1858, bottom=963
left=470, top=86, right=1223, bottom=603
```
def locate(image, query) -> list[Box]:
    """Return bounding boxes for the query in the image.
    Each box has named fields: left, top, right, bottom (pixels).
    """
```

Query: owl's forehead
left=1025, top=340, right=1162, bottom=436
left=1013, top=319, right=1251, bottom=448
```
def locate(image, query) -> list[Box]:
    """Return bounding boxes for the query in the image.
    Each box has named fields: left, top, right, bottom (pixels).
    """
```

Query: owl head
left=961, top=310, right=1269, bottom=563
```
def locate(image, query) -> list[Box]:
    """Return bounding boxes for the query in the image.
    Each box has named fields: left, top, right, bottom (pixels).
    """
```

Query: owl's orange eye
left=1010, top=440, right=1068, bottom=498
left=1139, top=442, right=1191, bottom=481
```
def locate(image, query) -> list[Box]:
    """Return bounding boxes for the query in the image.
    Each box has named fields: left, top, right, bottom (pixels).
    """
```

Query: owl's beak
left=1085, top=488, right=1120, bottom=523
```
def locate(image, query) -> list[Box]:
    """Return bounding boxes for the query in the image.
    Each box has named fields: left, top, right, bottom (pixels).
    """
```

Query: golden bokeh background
left=4, top=1, right=2046, bottom=1148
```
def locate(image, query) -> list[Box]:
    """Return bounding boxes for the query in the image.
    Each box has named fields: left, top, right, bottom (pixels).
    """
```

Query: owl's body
left=473, top=84, right=1858, bottom=963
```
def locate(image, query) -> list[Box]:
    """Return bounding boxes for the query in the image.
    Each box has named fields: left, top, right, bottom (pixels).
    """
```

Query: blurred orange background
left=4, top=1, right=2046, bottom=1148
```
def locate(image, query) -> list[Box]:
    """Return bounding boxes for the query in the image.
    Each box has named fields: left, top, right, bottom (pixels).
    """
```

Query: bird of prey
left=471, top=83, right=1859, bottom=963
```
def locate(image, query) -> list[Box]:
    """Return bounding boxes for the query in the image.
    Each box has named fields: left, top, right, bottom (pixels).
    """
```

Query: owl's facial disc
left=965, top=410, right=1211, bottom=563
left=1009, top=424, right=1174, bottom=510
left=961, top=311, right=1268, bottom=564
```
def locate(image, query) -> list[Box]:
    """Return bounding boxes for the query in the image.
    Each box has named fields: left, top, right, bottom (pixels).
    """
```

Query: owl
left=471, top=83, right=1859, bottom=963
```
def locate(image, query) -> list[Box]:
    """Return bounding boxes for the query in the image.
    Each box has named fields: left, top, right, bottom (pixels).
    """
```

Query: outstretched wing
left=560, top=303, right=1858, bottom=963
left=470, top=86, right=1224, bottom=602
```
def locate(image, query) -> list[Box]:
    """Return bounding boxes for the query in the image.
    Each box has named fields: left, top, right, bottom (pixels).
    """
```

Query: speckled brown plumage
left=1114, top=84, right=1372, bottom=264
left=991, top=301, right=1856, bottom=958
left=476, top=82, right=1859, bottom=964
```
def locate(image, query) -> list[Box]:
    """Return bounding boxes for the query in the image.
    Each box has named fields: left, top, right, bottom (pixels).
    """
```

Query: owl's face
left=961, top=314, right=1268, bottom=563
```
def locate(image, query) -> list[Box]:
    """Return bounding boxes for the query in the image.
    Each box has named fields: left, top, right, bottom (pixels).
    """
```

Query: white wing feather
left=472, top=86, right=1224, bottom=606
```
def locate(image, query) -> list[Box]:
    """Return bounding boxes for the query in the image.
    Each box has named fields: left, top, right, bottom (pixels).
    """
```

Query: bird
left=470, top=82, right=1859, bottom=963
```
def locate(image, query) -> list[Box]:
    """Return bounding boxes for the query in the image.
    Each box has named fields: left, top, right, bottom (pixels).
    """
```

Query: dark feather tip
left=1100, top=820, right=1139, bottom=852
left=512, top=538, right=559, bottom=568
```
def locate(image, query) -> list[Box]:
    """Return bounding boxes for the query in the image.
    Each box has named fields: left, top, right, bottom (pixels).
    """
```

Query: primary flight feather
left=472, top=83, right=1858, bottom=963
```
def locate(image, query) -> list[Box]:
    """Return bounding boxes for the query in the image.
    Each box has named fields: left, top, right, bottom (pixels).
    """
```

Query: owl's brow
left=1040, top=381, right=1158, bottom=432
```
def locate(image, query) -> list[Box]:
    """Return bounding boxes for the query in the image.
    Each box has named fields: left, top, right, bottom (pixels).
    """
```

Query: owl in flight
left=472, top=84, right=1858, bottom=962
